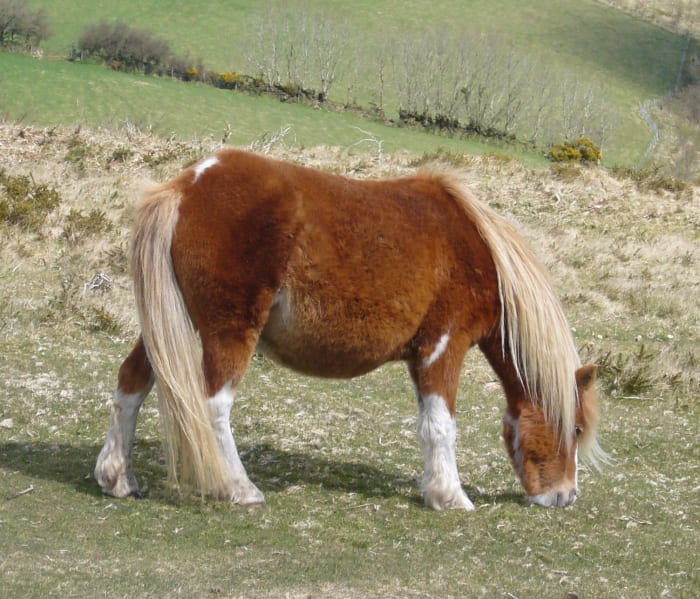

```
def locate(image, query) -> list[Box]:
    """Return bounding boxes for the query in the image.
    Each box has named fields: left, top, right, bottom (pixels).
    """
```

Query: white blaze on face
left=193, top=156, right=220, bottom=183
left=424, top=332, right=450, bottom=368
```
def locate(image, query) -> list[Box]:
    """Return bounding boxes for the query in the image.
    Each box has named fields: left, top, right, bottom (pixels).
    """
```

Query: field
left=1, top=122, right=698, bottom=597
left=4, top=0, right=692, bottom=167
left=0, top=52, right=530, bottom=160
left=1, top=1, right=699, bottom=596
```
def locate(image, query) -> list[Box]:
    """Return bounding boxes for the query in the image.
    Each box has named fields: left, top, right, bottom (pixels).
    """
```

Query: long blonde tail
left=131, top=185, right=233, bottom=497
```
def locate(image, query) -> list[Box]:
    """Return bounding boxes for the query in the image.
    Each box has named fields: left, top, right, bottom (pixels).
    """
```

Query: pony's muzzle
left=528, top=487, right=578, bottom=508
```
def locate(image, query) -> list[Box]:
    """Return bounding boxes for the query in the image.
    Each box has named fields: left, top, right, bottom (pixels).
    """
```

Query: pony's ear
left=575, top=364, right=598, bottom=391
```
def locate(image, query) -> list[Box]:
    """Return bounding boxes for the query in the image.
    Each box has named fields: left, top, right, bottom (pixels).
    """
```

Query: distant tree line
left=0, top=0, right=50, bottom=51
left=242, top=5, right=613, bottom=150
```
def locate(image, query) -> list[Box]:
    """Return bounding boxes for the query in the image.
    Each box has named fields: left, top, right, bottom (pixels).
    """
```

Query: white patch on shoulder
left=424, top=332, right=450, bottom=368
left=193, top=156, right=220, bottom=183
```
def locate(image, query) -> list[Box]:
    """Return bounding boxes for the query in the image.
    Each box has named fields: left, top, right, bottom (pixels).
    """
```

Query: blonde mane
left=438, top=174, right=580, bottom=448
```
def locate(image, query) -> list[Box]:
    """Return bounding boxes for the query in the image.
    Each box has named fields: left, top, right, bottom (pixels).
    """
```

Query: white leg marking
left=192, top=156, right=220, bottom=183
left=207, top=383, right=265, bottom=505
left=424, top=333, right=451, bottom=368
left=95, top=388, right=148, bottom=498
left=417, top=393, right=474, bottom=511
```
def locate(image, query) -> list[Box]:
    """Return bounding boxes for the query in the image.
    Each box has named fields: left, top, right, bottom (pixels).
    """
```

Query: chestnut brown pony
left=95, top=149, right=603, bottom=510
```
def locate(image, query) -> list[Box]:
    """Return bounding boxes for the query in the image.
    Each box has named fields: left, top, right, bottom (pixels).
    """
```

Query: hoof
left=94, top=463, right=140, bottom=499
left=423, top=482, right=475, bottom=511
left=227, top=480, right=265, bottom=507
left=130, top=489, right=145, bottom=500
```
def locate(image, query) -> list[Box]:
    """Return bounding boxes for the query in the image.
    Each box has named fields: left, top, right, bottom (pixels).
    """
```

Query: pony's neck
left=478, top=328, right=529, bottom=416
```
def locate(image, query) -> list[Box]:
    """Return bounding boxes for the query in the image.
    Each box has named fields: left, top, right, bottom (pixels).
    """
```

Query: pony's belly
left=257, top=289, right=409, bottom=378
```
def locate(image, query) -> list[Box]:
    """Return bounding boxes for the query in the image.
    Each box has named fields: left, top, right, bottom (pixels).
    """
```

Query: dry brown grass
left=1, top=122, right=698, bottom=397
left=1, top=122, right=698, bottom=597
left=597, top=0, right=700, bottom=36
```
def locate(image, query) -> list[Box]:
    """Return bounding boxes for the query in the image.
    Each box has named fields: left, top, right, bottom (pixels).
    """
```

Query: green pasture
left=0, top=122, right=698, bottom=597
left=0, top=52, right=525, bottom=159
left=33, top=0, right=683, bottom=98
left=1, top=329, right=697, bottom=597
left=13, top=0, right=691, bottom=166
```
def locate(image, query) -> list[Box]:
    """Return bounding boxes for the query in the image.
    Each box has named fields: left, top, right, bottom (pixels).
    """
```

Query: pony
left=95, top=149, right=602, bottom=510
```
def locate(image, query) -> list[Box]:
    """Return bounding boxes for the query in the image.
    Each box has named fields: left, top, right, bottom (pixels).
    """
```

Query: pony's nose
left=556, top=488, right=578, bottom=507
left=529, top=487, right=578, bottom=507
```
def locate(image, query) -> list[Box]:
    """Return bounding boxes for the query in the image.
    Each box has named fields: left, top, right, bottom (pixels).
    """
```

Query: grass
left=0, top=52, right=532, bottom=161
left=11, top=0, right=693, bottom=166
left=1, top=123, right=698, bottom=597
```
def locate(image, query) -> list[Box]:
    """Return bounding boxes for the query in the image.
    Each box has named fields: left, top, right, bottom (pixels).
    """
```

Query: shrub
left=218, top=71, right=242, bottom=89
left=597, top=345, right=657, bottom=398
left=74, top=20, right=173, bottom=75
left=0, top=0, right=51, bottom=50
left=0, top=168, right=61, bottom=231
left=610, top=165, right=688, bottom=194
left=548, top=137, right=602, bottom=163
left=61, top=208, right=113, bottom=243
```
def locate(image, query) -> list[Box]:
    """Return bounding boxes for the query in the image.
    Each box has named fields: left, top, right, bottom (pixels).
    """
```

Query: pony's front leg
left=416, top=393, right=474, bottom=511
left=207, top=382, right=265, bottom=506
left=95, top=337, right=153, bottom=498
left=410, top=337, right=474, bottom=511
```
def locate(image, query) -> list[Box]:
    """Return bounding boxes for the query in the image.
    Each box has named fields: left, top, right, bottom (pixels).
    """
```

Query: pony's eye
left=575, top=426, right=583, bottom=437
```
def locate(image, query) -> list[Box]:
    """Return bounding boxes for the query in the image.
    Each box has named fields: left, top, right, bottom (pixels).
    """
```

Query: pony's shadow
left=0, top=441, right=523, bottom=506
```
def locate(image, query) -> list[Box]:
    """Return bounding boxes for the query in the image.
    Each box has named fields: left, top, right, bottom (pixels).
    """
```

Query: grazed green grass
left=1, top=332, right=698, bottom=597
left=13, top=0, right=692, bottom=166
left=0, top=52, right=521, bottom=160
left=0, top=124, right=698, bottom=597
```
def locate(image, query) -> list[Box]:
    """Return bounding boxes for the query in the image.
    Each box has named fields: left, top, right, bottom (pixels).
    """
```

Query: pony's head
left=503, top=364, right=601, bottom=507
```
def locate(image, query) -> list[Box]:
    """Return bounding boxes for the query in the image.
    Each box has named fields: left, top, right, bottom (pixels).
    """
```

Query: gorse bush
left=0, top=168, right=62, bottom=231
left=597, top=345, right=658, bottom=398
left=548, top=137, right=603, bottom=163
left=611, top=165, right=688, bottom=194
left=61, top=208, right=113, bottom=243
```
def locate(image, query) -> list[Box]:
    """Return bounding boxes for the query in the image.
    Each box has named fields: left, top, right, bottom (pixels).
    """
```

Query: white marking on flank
left=424, top=333, right=450, bottom=368
left=193, top=156, right=220, bottom=183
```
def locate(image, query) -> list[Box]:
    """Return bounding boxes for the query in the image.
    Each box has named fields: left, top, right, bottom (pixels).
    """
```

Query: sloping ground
left=0, top=122, right=698, bottom=596
left=1, top=122, right=697, bottom=396
left=597, top=0, right=700, bottom=37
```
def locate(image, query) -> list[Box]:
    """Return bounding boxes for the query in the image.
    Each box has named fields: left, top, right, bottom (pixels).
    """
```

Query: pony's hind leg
left=207, top=381, right=265, bottom=505
left=202, top=331, right=266, bottom=506
left=409, top=332, right=475, bottom=511
left=95, top=337, right=154, bottom=498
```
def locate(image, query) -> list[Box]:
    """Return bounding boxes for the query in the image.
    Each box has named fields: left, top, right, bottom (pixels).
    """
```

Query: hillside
left=596, top=0, right=700, bottom=36
left=3, top=0, right=691, bottom=168
left=1, top=122, right=698, bottom=596
left=1, top=120, right=697, bottom=403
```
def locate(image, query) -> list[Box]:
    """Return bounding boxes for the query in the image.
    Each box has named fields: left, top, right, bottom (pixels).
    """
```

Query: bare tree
left=310, top=11, right=349, bottom=100
left=0, top=0, right=51, bottom=50
left=245, top=3, right=349, bottom=100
